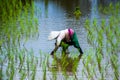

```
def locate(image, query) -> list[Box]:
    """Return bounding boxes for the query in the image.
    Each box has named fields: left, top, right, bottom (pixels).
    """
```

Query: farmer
left=48, top=28, right=83, bottom=56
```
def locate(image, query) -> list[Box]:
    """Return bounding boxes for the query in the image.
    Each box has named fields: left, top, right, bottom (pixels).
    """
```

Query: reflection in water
left=35, top=0, right=91, bottom=18
left=90, top=0, right=99, bottom=21
left=45, top=0, right=48, bottom=18
left=49, top=54, right=82, bottom=78
left=98, top=0, right=118, bottom=6
left=59, top=0, right=91, bottom=17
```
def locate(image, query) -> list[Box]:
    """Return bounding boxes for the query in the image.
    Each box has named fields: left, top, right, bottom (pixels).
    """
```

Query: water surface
left=25, top=0, right=98, bottom=55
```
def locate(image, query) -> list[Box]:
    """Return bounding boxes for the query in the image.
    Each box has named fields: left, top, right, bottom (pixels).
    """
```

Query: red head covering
left=68, top=28, right=74, bottom=39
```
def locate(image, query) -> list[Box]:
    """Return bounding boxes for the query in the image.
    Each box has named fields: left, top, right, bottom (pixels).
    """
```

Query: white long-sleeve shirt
left=57, top=29, right=74, bottom=46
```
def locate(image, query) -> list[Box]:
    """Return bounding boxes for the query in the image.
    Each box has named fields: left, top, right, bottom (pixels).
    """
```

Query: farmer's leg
left=73, top=41, right=83, bottom=54
left=51, top=42, right=59, bottom=55
left=77, top=46, right=83, bottom=54
left=51, top=34, right=64, bottom=55
left=71, top=32, right=83, bottom=54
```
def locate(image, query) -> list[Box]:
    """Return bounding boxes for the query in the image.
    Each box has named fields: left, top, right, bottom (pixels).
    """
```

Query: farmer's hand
left=50, top=51, right=54, bottom=55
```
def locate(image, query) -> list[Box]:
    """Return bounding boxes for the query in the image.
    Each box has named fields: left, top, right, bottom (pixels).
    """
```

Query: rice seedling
left=83, top=2, right=120, bottom=79
left=82, top=50, right=96, bottom=80
left=42, top=54, right=49, bottom=80
left=99, top=2, right=120, bottom=15
left=20, top=67, right=27, bottom=80
left=0, top=55, right=4, bottom=80
left=26, top=52, right=30, bottom=78
left=31, top=57, right=37, bottom=80
left=49, top=53, right=81, bottom=80
left=39, top=50, right=43, bottom=67
left=0, top=0, right=39, bottom=79
left=5, top=52, right=15, bottom=80
left=110, top=54, right=119, bottom=80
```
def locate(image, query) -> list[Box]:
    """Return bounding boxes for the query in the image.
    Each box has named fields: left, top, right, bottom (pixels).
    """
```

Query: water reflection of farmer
left=50, top=54, right=82, bottom=77
left=74, top=7, right=81, bottom=19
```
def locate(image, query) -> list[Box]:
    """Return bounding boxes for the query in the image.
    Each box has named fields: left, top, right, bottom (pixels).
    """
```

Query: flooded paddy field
left=0, top=0, right=120, bottom=80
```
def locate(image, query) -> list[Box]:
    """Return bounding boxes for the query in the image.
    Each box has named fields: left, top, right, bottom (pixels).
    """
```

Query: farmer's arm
left=51, top=45, right=59, bottom=55
left=56, top=32, right=65, bottom=46
left=51, top=32, right=65, bottom=55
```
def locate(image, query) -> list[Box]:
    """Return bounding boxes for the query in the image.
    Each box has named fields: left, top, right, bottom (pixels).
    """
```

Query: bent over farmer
left=48, top=28, right=83, bottom=56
